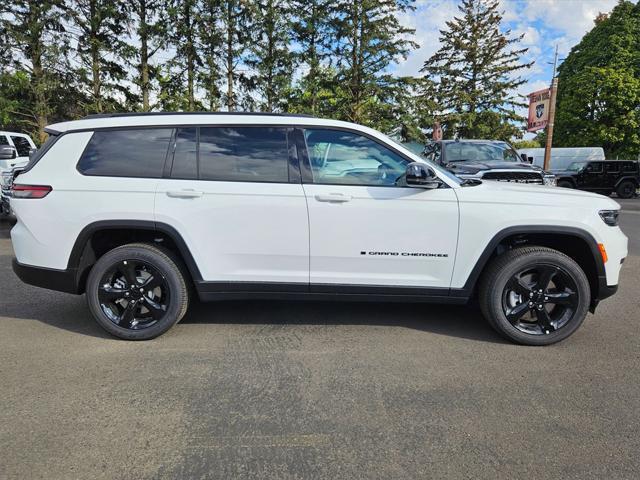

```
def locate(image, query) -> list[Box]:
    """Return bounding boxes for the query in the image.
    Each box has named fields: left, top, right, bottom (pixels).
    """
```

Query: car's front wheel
left=86, top=243, right=189, bottom=340
left=479, top=246, right=591, bottom=345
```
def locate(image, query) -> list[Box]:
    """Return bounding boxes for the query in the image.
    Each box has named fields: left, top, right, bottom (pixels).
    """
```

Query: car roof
left=45, top=112, right=369, bottom=135
left=0, top=131, right=31, bottom=137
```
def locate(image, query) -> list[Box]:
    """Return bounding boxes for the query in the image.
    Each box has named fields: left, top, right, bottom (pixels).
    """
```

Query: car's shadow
left=0, top=217, right=14, bottom=239
left=0, top=292, right=508, bottom=344
left=177, top=299, right=509, bottom=344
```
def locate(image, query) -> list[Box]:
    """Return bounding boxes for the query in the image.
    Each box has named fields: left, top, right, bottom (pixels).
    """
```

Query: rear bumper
left=12, top=258, right=80, bottom=294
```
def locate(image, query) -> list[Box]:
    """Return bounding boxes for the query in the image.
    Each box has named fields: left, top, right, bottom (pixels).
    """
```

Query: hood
left=456, top=179, right=620, bottom=209
left=446, top=161, right=543, bottom=175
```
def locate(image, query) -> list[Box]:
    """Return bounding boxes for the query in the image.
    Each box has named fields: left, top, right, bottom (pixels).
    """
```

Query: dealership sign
left=527, top=88, right=551, bottom=132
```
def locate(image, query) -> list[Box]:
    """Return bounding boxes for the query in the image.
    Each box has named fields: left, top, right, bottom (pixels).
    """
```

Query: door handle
left=315, top=193, right=352, bottom=203
left=166, top=189, right=203, bottom=199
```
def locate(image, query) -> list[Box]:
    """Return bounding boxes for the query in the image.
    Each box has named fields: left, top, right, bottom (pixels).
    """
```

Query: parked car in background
left=518, top=147, right=605, bottom=171
left=0, top=132, right=37, bottom=216
left=555, top=160, right=639, bottom=199
left=422, top=139, right=556, bottom=186
left=0, top=131, right=36, bottom=171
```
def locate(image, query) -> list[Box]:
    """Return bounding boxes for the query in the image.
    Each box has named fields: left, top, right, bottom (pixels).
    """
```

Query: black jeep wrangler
left=555, top=160, right=639, bottom=199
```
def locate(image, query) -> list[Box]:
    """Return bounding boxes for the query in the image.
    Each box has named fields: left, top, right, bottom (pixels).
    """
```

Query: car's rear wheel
left=616, top=180, right=636, bottom=199
left=86, top=243, right=189, bottom=340
left=557, top=180, right=574, bottom=189
left=479, top=246, right=590, bottom=345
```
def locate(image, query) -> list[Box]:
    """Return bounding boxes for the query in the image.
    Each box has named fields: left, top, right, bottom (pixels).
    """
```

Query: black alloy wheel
left=502, top=264, right=579, bottom=335
left=479, top=246, right=591, bottom=345
left=98, top=259, right=170, bottom=330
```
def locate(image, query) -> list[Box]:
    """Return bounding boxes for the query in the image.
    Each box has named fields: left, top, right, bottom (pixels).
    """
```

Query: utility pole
left=543, top=46, right=559, bottom=171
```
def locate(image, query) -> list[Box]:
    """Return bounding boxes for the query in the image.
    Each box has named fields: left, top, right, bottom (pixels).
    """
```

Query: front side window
left=10, top=136, right=32, bottom=157
left=78, top=128, right=172, bottom=178
left=586, top=162, right=603, bottom=173
left=0, top=136, right=8, bottom=146
left=199, top=127, right=288, bottom=182
left=304, top=129, right=407, bottom=186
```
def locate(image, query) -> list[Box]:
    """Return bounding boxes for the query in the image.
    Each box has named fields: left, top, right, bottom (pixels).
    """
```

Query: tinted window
left=78, top=129, right=172, bottom=178
left=199, top=127, right=288, bottom=182
left=605, top=162, right=620, bottom=173
left=11, top=136, right=32, bottom=157
left=622, top=162, right=638, bottom=172
left=304, top=129, right=407, bottom=186
left=586, top=162, right=603, bottom=173
left=0, top=136, right=8, bottom=145
left=170, top=128, right=198, bottom=179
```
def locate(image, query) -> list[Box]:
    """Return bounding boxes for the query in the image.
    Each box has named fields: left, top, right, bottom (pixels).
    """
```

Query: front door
left=298, top=128, right=459, bottom=291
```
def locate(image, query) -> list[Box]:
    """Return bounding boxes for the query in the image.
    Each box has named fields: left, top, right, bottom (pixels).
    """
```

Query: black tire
left=86, top=243, right=189, bottom=340
left=616, top=180, right=636, bottom=199
left=557, top=180, right=574, bottom=189
left=479, top=246, right=591, bottom=346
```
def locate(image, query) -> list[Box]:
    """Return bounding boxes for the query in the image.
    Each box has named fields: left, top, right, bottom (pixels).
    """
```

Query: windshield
left=566, top=162, right=588, bottom=172
left=444, top=141, right=521, bottom=163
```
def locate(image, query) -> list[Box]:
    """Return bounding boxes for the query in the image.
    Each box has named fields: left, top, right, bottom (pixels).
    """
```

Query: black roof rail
left=83, top=111, right=316, bottom=120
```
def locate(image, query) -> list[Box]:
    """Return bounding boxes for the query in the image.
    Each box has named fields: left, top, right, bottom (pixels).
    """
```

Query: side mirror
left=0, top=145, right=17, bottom=160
left=28, top=147, right=37, bottom=158
left=520, top=153, right=533, bottom=163
left=405, top=162, right=441, bottom=189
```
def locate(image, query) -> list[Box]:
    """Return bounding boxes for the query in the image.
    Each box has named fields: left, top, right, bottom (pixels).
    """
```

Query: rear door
left=298, top=128, right=459, bottom=291
left=154, top=126, right=309, bottom=288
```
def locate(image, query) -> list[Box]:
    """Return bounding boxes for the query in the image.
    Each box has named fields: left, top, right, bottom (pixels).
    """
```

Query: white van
left=518, top=147, right=605, bottom=171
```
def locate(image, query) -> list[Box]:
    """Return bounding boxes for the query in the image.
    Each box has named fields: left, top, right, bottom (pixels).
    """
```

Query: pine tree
left=66, top=0, right=130, bottom=114
left=197, top=0, right=224, bottom=111
left=421, top=0, right=532, bottom=140
left=219, top=0, right=253, bottom=111
left=0, top=1, right=69, bottom=142
left=290, top=0, right=337, bottom=115
left=166, top=0, right=201, bottom=111
left=246, top=0, right=295, bottom=112
left=331, top=0, right=417, bottom=126
left=555, top=0, right=640, bottom=159
left=124, top=0, right=168, bottom=111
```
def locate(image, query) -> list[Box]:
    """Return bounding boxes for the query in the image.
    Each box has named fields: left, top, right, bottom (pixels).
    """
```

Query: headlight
left=599, top=210, right=619, bottom=226
left=543, top=175, right=557, bottom=186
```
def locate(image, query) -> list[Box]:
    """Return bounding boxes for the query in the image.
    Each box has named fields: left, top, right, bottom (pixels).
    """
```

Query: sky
left=393, top=0, right=621, bottom=130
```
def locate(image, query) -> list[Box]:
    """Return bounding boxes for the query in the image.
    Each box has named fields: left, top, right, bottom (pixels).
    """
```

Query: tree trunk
left=226, top=1, right=235, bottom=111
left=90, top=0, right=102, bottom=112
left=139, top=0, right=150, bottom=111
left=28, top=4, right=48, bottom=143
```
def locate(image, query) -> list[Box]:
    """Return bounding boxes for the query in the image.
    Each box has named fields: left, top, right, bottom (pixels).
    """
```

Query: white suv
left=9, top=113, right=628, bottom=344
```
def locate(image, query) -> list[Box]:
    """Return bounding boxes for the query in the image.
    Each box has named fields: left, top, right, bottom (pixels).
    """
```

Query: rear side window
left=199, top=127, right=288, bottom=182
left=605, top=162, right=619, bottom=173
left=11, top=136, right=32, bottom=157
left=0, top=136, right=8, bottom=145
left=622, top=162, right=638, bottom=173
left=78, top=129, right=172, bottom=178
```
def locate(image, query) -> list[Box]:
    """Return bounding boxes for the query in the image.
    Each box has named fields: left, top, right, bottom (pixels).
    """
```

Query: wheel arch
left=457, top=226, right=606, bottom=309
left=69, top=220, right=202, bottom=294
left=614, top=176, right=639, bottom=188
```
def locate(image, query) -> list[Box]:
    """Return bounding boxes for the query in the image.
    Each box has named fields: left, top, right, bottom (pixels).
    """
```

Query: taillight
left=11, top=184, right=52, bottom=199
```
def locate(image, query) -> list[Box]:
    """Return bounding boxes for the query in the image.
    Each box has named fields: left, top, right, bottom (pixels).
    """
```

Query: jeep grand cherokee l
left=9, top=113, right=628, bottom=345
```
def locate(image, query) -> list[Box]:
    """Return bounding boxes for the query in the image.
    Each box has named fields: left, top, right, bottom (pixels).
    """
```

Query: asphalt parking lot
left=1, top=199, right=639, bottom=480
